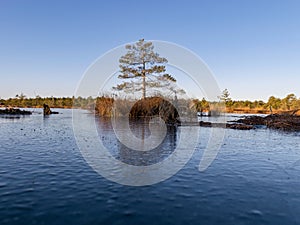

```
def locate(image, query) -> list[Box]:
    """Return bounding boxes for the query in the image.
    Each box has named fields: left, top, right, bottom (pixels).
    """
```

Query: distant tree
left=15, top=93, right=26, bottom=107
left=253, top=100, right=265, bottom=108
left=192, top=97, right=210, bottom=112
left=282, top=93, right=297, bottom=110
left=165, top=84, right=186, bottom=101
left=191, top=99, right=201, bottom=112
left=15, top=93, right=26, bottom=100
left=219, top=89, right=232, bottom=107
left=200, top=98, right=210, bottom=111
left=291, top=98, right=300, bottom=109
left=113, top=39, right=176, bottom=99
left=267, top=96, right=282, bottom=110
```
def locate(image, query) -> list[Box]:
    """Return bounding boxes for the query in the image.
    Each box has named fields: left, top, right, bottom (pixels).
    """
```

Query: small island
left=0, top=107, right=32, bottom=115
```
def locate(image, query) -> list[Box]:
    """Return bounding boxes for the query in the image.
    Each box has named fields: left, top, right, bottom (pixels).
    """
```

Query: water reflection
left=96, top=117, right=178, bottom=166
left=1, top=109, right=300, bottom=224
left=0, top=115, right=21, bottom=120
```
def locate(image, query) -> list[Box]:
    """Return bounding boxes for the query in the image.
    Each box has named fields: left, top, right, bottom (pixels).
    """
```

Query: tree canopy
left=113, top=39, right=177, bottom=99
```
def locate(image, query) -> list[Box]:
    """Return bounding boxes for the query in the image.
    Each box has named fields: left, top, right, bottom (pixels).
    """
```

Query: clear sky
left=0, top=0, right=299, bottom=101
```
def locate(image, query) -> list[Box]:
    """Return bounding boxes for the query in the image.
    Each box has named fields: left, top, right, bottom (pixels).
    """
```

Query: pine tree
left=113, top=39, right=176, bottom=99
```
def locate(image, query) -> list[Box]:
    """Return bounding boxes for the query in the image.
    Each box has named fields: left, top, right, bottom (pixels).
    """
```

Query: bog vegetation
left=1, top=92, right=300, bottom=116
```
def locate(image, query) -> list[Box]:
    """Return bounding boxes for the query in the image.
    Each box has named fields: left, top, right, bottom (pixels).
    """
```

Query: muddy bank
left=234, top=114, right=300, bottom=131
left=199, top=113, right=300, bottom=131
left=199, top=121, right=254, bottom=130
left=0, top=108, right=32, bottom=115
left=226, top=108, right=300, bottom=115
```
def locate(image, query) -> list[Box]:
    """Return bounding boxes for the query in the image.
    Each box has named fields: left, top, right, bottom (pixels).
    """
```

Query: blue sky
left=0, top=0, right=299, bottom=101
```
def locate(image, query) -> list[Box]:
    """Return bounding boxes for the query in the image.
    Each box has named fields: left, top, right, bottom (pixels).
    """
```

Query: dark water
left=0, top=109, right=300, bottom=224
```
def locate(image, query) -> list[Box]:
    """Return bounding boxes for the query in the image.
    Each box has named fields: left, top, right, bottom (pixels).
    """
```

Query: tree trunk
left=142, top=62, right=146, bottom=99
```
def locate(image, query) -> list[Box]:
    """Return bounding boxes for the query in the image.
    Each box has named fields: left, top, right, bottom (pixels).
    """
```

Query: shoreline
left=1, top=105, right=299, bottom=115
left=225, top=108, right=300, bottom=115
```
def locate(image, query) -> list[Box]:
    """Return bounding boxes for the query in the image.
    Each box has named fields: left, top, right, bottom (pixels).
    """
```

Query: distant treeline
left=188, top=93, right=300, bottom=114
left=0, top=96, right=94, bottom=109
left=1, top=93, right=300, bottom=115
left=227, top=94, right=300, bottom=112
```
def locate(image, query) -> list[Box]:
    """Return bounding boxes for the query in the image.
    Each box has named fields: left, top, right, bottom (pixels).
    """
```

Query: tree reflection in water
left=96, top=117, right=178, bottom=166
